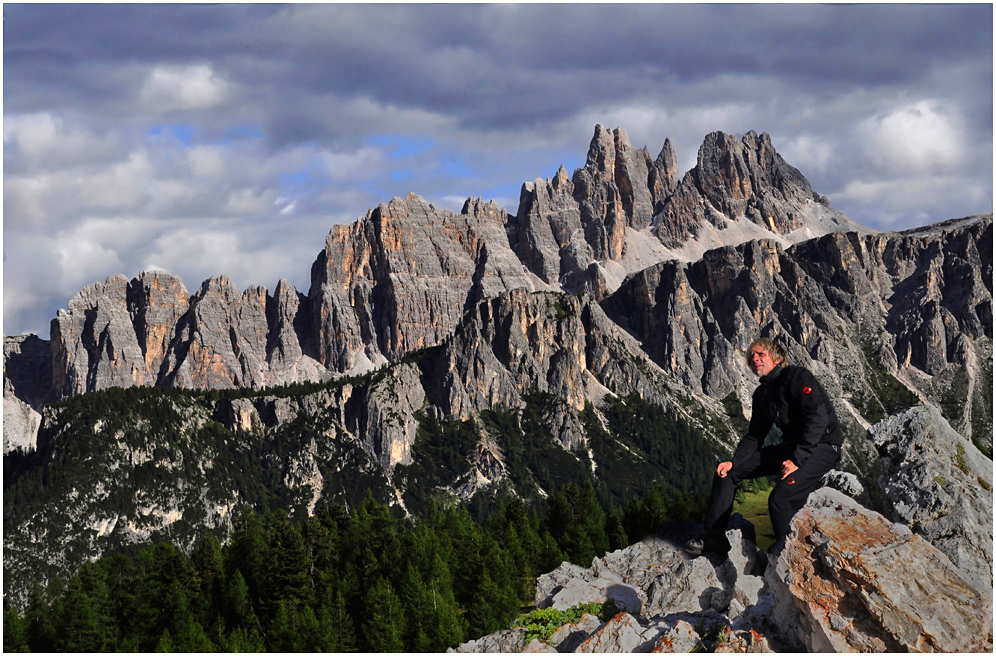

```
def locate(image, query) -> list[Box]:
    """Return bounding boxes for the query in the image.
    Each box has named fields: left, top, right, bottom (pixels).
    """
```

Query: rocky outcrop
left=455, top=486, right=993, bottom=653
left=511, top=165, right=592, bottom=288
left=767, top=488, right=992, bottom=652
left=3, top=334, right=53, bottom=453
left=51, top=273, right=163, bottom=396
left=602, top=214, right=994, bottom=467
left=507, top=127, right=854, bottom=301
left=869, top=404, right=993, bottom=591
left=571, top=126, right=671, bottom=262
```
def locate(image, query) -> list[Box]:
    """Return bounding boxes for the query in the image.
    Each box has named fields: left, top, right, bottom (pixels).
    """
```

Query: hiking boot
left=684, top=532, right=731, bottom=557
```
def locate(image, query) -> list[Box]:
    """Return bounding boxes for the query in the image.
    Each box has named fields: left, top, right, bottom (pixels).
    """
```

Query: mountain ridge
left=4, top=126, right=869, bottom=454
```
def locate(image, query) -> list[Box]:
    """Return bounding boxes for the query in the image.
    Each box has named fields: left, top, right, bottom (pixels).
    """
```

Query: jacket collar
left=759, top=364, right=786, bottom=385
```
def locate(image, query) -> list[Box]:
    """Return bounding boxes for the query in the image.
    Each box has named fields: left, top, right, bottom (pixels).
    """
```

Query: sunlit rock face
left=309, top=194, right=539, bottom=373
left=767, top=488, right=992, bottom=653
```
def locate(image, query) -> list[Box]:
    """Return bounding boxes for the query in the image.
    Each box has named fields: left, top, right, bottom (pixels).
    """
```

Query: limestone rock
left=649, top=619, right=700, bottom=653
left=653, top=130, right=860, bottom=252
left=3, top=334, right=53, bottom=453
left=869, top=404, right=993, bottom=590
left=362, top=362, right=425, bottom=471
left=51, top=274, right=151, bottom=396
left=447, top=628, right=526, bottom=653
left=575, top=612, right=644, bottom=653
left=766, top=488, right=992, bottom=653
left=548, top=613, right=603, bottom=651
left=535, top=531, right=738, bottom=618
left=42, top=271, right=328, bottom=402
left=713, top=627, right=773, bottom=653
left=820, top=469, right=863, bottom=497
left=128, top=270, right=192, bottom=379
left=309, top=193, right=539, bottom=372
left=162, top=277, right=265, bottom=388
left=423, top=288, right=673, bottom=453
left=2, top=394, right=43, bottom=454
left=572, top=126, right=661, bottom=262
left=265, top=278, right=326, bottom=384
left=522, top=637, right=558, bottom=653
left=511, top=165, right=593, bottom=287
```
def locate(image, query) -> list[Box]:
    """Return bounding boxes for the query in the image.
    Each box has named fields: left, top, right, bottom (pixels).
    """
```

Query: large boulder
left=767, top=488, right=992, bottom=652
left=869, top=404, right=993, bottom=591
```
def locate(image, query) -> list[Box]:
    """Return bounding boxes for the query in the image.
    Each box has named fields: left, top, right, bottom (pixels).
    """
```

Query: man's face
left=750, top=346, right=781, bottom=377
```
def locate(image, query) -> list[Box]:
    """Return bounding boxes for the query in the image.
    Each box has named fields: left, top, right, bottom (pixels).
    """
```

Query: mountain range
left=3, top=125, right=992, bottom=608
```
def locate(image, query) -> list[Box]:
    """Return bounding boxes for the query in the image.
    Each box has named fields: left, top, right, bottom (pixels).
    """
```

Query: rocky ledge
left=452, top=487, right=992, bottom=653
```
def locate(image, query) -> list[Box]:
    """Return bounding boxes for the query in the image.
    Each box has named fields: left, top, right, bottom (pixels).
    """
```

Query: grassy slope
left=734, top=488, right=775, bottom=551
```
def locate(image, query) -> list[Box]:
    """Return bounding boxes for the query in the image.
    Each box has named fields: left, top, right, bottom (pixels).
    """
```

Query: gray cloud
left=3, top=3, right=992, bottom=336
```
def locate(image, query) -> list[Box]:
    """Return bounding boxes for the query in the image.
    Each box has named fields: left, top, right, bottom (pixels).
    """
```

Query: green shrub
left=955, top=443, right=971, bottom=475
left=512, top=602, right=605, bottom=644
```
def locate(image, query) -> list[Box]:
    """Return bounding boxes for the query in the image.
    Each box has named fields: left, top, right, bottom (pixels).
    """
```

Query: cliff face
left=44, top=271, right=325, bottom=399
left=3, top=334, right=52, bottom=452
left=308, top=195, right=540, bottom=373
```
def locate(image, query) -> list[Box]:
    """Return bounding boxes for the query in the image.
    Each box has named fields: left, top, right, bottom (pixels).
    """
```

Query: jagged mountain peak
left=3, top=125, right=981, bottom=456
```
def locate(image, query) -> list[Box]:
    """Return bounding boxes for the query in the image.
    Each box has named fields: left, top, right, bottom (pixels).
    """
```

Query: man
left=686, top=337, right=842, bottom=556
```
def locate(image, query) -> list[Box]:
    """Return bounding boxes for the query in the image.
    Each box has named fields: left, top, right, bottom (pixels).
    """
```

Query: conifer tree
left=226, top=506, right=268, bottom=600
left=361, top=576, right=406, bottom=652
left=190, top=532, right=224, bottom=626
left=24, top=581, right=58, bottom=652
left=3, top=602, right=28, bottom=652
left=320, top=583, right=357, bottom=652
left=223, top=568, right=252, bottom=629
left=263, top=514, right=312, bottom=607
left=154, top=628, right=173, bottom=653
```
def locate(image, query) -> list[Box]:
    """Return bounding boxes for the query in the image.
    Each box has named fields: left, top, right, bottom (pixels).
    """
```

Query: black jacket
left=731, top=365, right=842, bottom=469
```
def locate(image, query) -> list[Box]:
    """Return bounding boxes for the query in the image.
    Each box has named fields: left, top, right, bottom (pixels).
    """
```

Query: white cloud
left=80, top=152, right=153, bottom=209
left=833, top=173, right=983, bottom=228
left=321, top=146, right=385, bottom=180
left=3, top=112, right=124, bottom=171
left=780, top=135, right=835, bottom=174
left=860, top=100, right=964, bottom=173
left=186, top=145, right=227, bottom=179
left=144, top=224, right=309, bottom=293
left=139, top=64, right=231, bottom=112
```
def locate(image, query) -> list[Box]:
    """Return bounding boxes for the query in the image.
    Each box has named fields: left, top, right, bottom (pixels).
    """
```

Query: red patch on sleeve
left=803, top=386, right=812, bottom=394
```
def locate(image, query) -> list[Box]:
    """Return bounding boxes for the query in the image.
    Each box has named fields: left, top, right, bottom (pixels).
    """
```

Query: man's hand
left=717, top=461, right=733, bottom=478
left=781, top=459, right=798, bottom=479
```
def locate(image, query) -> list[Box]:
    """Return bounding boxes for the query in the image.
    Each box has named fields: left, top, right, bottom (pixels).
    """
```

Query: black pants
left=703, top=442, right=840, bottom=542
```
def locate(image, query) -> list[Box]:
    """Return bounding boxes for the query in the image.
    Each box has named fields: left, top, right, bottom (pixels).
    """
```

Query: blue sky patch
left=146, top=124, right=196, bottom=146
left=366, top=134, right=437, bottom=159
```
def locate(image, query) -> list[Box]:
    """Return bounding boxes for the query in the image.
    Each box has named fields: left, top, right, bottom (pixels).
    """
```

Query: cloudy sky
left=4, top=3, right=992, bottom=337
